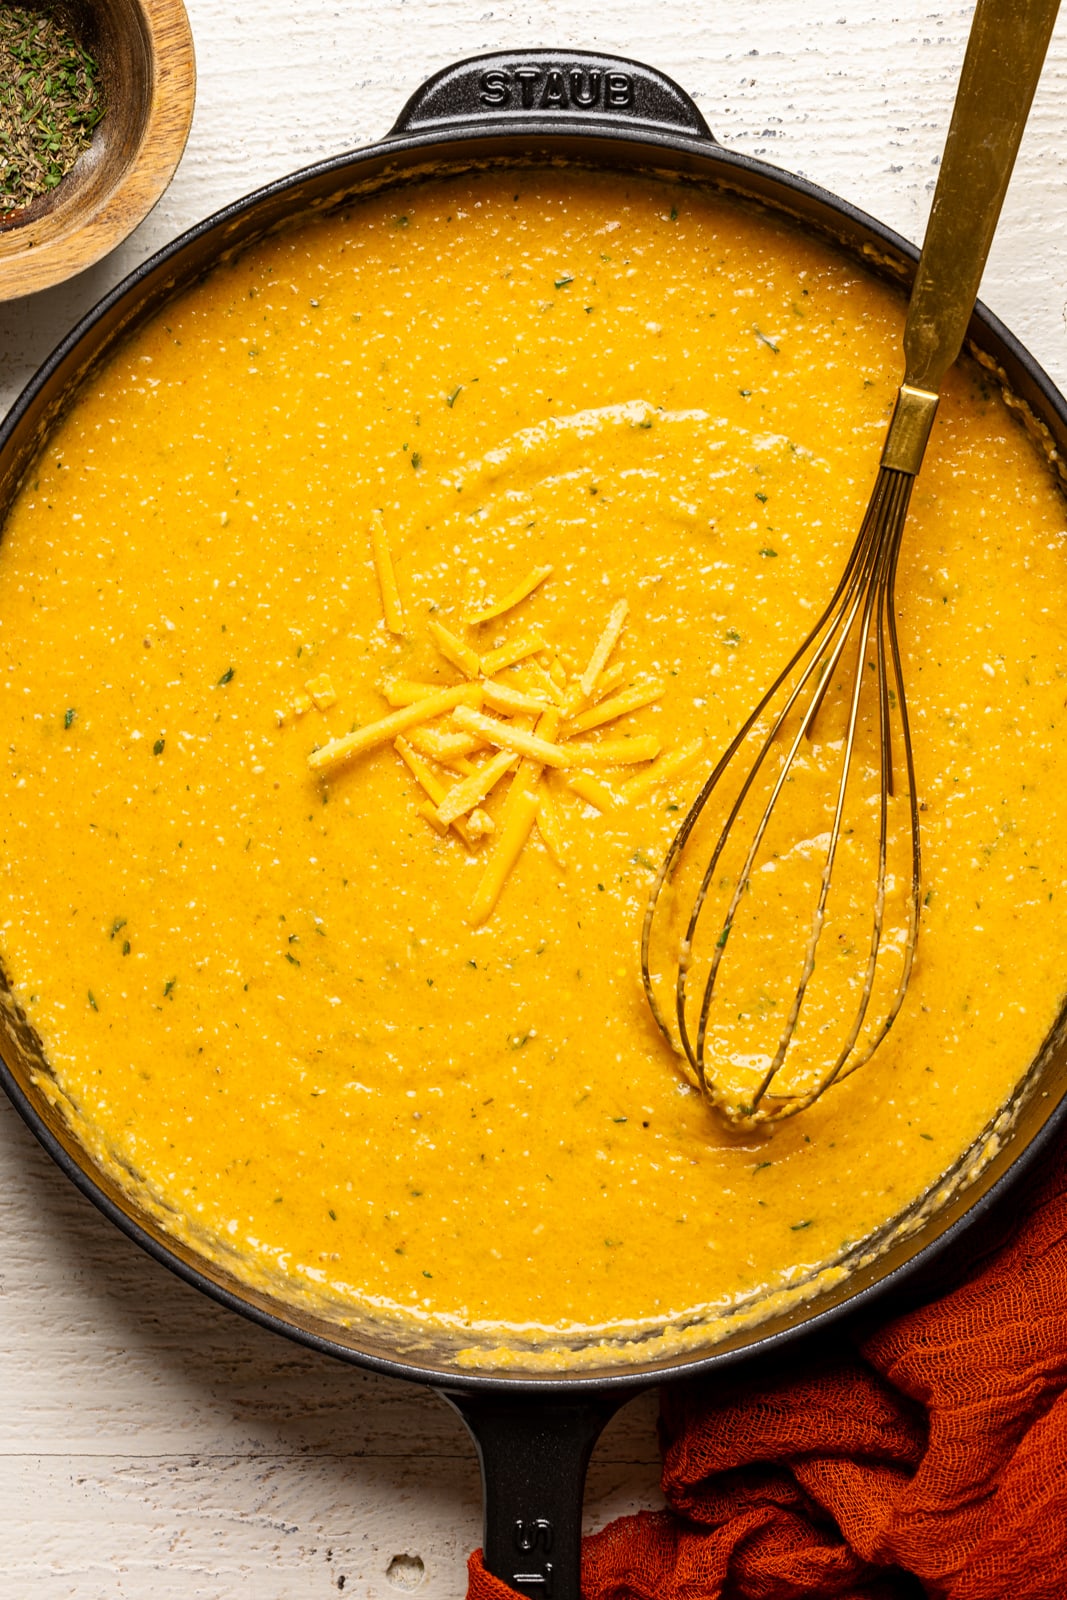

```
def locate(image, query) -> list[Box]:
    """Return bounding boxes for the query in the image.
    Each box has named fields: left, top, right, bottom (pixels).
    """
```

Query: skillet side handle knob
left=438, top=1385, right=633, bottom=1600
left=388, top=50, right=714, bottom=142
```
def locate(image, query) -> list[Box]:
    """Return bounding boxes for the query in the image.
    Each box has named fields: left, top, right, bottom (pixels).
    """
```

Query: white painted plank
left=0, top=1449, right=658, bottom=1598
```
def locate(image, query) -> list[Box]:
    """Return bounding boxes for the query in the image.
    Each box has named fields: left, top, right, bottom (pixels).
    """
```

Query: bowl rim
left=0, top=0, right=196, bottom=302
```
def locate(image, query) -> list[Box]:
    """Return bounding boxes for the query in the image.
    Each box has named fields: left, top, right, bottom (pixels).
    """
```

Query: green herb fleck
left=446, top=385, right=463, bottom=407
left=284, top=951, right=301, bottom=967
left=87, top=989, right=98, bottom=1011
left=554, top=273, right=574, bottom=289
left=217, top=666, right=235, bottom=686
left=153, top=737, right=165, bottom=756
left=64, top=707, right=76, bottom=729
left=760, top=547, right=777, bottom=558
left=163, top=978, right=176, bottom=997
left=791, top=1219, right=812, bottom=1230
left=109, top=917, right=126, bottom=940
left=410, top=451, right=422, bottom=470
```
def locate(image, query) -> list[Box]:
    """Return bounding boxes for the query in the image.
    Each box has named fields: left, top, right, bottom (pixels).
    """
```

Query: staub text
left=479, top=67, right=635, bottom=112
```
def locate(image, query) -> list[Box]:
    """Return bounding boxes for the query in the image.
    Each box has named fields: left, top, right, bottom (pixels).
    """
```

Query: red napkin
left=468, top=1141, right=1067, bottom=1599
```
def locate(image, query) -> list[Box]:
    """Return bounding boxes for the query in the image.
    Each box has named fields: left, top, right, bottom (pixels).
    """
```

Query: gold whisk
left=642, top=0, right=1061, bottom=1128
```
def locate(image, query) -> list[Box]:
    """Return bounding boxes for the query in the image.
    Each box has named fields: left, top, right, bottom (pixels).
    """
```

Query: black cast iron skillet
left=2, top=49, right=1067, bottom=1599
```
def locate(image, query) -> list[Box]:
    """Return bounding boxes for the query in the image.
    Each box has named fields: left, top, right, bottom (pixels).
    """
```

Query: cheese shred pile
left=305, top=518, right=704, bottom=922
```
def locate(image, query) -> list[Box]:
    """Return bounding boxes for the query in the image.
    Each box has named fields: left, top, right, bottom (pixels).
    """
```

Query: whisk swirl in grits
left=640, top=0, right=1060, bottom=1127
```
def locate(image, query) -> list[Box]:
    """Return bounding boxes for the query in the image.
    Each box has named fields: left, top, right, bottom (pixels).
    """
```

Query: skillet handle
left=438, top=1385, right=634, bottom=1600
left=389, top=50, right=714, bottom=142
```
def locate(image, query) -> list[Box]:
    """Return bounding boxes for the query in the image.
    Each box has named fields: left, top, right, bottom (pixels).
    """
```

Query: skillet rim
left=2, top=59, right=1067, bottom=1394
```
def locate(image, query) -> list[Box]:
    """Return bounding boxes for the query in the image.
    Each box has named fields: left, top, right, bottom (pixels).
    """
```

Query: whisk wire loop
left=642, top=466, right=922, bottom=1126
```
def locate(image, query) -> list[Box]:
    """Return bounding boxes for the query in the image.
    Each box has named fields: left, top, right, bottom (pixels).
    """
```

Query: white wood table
left=1, top=3, right=1065, bottom=1594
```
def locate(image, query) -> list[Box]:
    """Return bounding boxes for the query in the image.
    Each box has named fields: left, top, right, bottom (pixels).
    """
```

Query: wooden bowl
left=0, top=0, right=195, bottom=302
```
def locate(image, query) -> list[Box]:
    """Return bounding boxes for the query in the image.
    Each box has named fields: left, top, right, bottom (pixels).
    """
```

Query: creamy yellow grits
left=1, top=168, right=1065, bottom=1359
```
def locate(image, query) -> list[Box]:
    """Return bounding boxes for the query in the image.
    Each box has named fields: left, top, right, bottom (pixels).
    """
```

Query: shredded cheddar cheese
left=466, top=564, right=553, bottom=625
left=591, top=661, right=629, bottom=701
left=563, top=771, right=618, bottom=812
left=394, top=736, right=477, bottom=846
left=578, top=598, right=628, bottom=701
left=452, top=706, right=573, bottom=768
left=479, top=634, right=547, bottom=676
left=566, top=679, right=666, bottom=735
left=304, top=673, right=338, bottom=710
left=481, top=679, right=554, bottom=717
left=566, top=734, right=661, bottom=766
left=381, top=679, right=445, bottom=706
left=470, top=767, right=544, bottom=925
left=620, top=737, right=706, bottom=800
left=427, top=620, right=481, bottom=678
left=298, top=557, right=682, bottom=920
left=536, top=786, right=567, bottom=868
left=437, top=748, right=518, bottom=826
left=510, top=660, right=567, bottom=706
left=370, top=510, right=405, bottom=634
left=304, top=573, right=684, bottom=918
left=406, top=725, right=487, bottom=762
left=308, top=683, right=483, bottom=773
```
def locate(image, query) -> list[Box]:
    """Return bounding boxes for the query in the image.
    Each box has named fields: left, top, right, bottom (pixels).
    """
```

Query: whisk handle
left=902, top=0, right=1060, bottom=395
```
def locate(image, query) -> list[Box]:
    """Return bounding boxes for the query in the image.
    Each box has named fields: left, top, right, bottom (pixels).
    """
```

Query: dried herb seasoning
left=0, top=3, right=104, bottom=214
